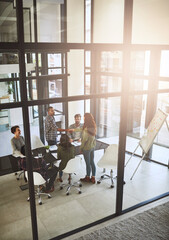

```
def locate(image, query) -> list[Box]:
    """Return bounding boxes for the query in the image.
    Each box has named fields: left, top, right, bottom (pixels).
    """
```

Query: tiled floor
left=0, top=148, right=169, bottom=239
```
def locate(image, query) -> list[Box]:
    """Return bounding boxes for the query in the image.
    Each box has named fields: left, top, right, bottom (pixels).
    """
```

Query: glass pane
left=127, top=95, right=147, bottom=142
left=0, top=1, right=17, bottom=42
left=130, top=79, right=148, bottom=91
left=0, top=107, right=34, bottom=239
left=101, top=51, right=123, bottom=73
left=158, top=81, right=169, bottom=90
left=132, top=0, right=169, bottom=44
left=0, top=80, right=20, bottom=103
left=68, top=100, right=84, bottom=126
left=93, top=0, right=124, bottom=43
left=68, top=50, right=84, bottom=96
left=85, top=0, right=91, bottom=43
left=130, top=51, right=150, bottom=76
left=123, top=96, right=169, bottom=210
left=37, top=0, right=63, bottom=42
left=25, top=53, right=36, bottom=77
left=0, top=52, right=19, bottom=79
left=67, top=0, right=84, bottom=43
left=160, top=51, right=169, bottom=77
left=100, top=76, right=121, bottom=93
left=23, top=0, right=35, bottom=42
left=97, top=97, right=121, bottom=139
left=154, top=93, right=169, bottom=149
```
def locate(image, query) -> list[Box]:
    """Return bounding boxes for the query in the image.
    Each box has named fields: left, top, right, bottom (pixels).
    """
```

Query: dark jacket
left=57, top=144, right=75, bottom=171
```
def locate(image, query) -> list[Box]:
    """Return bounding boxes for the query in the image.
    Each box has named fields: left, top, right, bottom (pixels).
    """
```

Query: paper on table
left=49, top=145, right=58, bottom=151
left=72, top=142, right=81, bottom=146
left=51, top=153, right=58, bottom=159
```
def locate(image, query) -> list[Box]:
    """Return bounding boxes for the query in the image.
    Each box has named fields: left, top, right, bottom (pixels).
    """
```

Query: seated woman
left=11, top=125, right=58, bottom=192
left=11, top=125, right=25, bottom=157
left=57, top=134, right=75, bottom=182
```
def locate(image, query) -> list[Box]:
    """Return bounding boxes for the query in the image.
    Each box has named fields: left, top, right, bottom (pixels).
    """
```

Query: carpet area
left=75, top=201, right=169, bottom=240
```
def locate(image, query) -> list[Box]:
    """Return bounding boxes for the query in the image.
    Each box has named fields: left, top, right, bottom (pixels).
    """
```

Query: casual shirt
left=11, top=136, right=25, bottom=157
left=45, top=115, right=58, bottom=142
left=68, top=123, right=83, bottom=140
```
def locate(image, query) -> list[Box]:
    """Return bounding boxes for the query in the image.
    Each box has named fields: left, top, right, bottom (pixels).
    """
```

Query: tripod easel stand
left=125, top=109, right=168, bottom=180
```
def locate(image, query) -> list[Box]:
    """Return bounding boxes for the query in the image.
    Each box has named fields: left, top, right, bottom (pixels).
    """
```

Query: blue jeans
left=83, top=148, right=96, bottom=177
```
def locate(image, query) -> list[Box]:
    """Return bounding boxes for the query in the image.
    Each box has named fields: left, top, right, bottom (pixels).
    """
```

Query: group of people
left=11, top=106, right=97, bottom=193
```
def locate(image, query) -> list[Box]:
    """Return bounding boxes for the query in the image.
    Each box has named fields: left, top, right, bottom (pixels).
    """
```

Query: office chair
left=60, top=156, right=82, bottom=195
left=97, top=144, right=118, bottom=188
left=25, top=171, right=51, bottom=205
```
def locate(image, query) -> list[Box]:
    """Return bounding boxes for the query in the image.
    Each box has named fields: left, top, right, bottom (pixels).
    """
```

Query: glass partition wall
left=0, top=0, right=169, bottom=239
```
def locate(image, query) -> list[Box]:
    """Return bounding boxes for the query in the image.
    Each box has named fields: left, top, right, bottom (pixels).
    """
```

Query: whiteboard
left=139, top=109, right=168, bottom=154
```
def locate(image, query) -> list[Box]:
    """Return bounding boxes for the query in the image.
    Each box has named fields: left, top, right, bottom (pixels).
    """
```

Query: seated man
left=68, top=114, right=83, bottom=142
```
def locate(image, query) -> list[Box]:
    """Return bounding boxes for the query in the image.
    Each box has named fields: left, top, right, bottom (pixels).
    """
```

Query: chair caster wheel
left=110, top=185, right=114, bottom=188
left=101, top=176, right=104, bottom=179
left=27, top=199, right=30, bottom=202
left=60, top=186, right=63, bottom=190
left=39, top=202, right=42, bottom=205
left=97, top=181, right=101, bottom=184
left=48, top=195, right=51, bottom=199
left=15, top=172, right=18, bottom=175
left=79, top=184, right=82, bottom=187
left=66, top=192, right=69, bottom=196
left=79, top=191, right=82, bottom=194
left=17, top=178, right=19, bottom=180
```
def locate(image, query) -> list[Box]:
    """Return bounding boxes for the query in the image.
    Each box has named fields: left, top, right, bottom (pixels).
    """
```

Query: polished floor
left=0, top=147, right=169, bottom=240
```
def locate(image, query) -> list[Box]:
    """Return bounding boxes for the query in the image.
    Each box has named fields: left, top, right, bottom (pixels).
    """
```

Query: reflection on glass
left=97, top=97, right=121, bottom=138
left=132, top=0, right=169, bottom=44
left=101, top=51, right=122, bottom=73
left=67, top=0, right=84, bottom=43
left=155, top=93, right=169, bottom=145
left=68, top=100, right=85, bottom=126
left=160, top=51, right=169, bottom=77
left=0, top=107, right=23, bottom=157
left=93, top=0, right=124, bottom=43
left=27, top=79, right=37, bottom=100
left=85, top=0, right=91, bottom=43
left=85, top=74, right=90, bottom=95
left=68, top=50, right=84, bottom=96
left=127, top=95, right=147, bottom=139
left=23, top=0, right=35, bottom=42
left=130, top=51, right=150, bottom=76
left=100, top=76, right=121, bottom=93
left=130, top=79, right=148, bottom=91
left=25, top=53, right=36, bottom=77
left=37, top=0, right=63, bottom=42
left=48, top=80, right=62, bottom=98
left=0, top=53, right=19, bottom=79
left=0, top=81, right=20, bottom=103
left=158, top=81, right=169, bottom=90
left=0, top=1, right=17, bottom=42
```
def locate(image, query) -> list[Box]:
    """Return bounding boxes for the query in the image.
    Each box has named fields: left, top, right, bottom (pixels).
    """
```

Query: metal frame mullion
left=16, top=1, right=38, bottom=240
left=116, top=0, right=133, bottom=215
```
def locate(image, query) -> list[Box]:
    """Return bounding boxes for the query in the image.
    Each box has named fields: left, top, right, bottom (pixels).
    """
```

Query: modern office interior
left=0, top=0, right=169, bottom=239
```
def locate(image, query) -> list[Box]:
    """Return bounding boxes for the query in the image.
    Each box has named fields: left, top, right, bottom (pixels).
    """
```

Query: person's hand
left=70, top=139, right=73, bottom=143
left=68, top=129, right=74, bottom=132
left=78, top=138, right=81, bottom=142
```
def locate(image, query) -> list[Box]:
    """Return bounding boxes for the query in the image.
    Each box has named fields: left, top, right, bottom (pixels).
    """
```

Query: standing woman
left=80, top=113, right=97, bottom=183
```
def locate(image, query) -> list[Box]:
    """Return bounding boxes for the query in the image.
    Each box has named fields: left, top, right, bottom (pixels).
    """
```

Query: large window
left=0, top=0, right=169, bottom=239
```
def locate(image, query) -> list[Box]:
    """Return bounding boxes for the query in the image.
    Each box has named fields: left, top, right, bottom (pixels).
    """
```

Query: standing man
left=45, top=106, right=71, bottom=146
left=68, top=114, right=83, bottom=142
